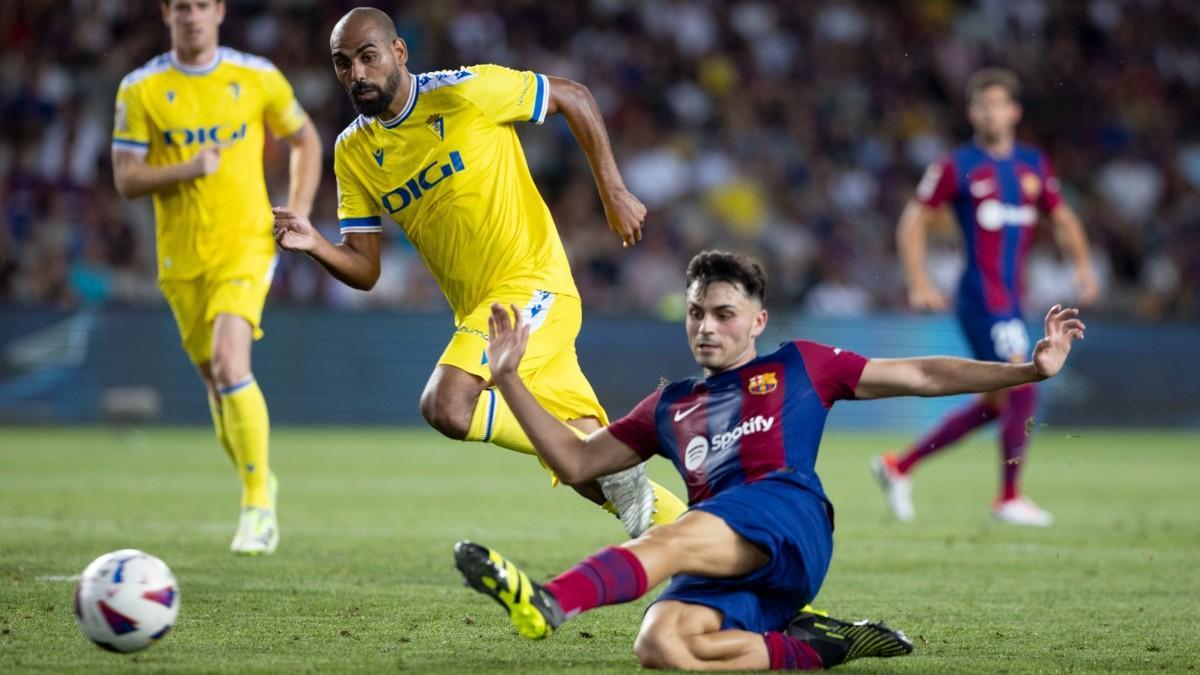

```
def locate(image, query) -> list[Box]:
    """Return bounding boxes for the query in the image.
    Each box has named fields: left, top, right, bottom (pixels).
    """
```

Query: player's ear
left=750, top=308, right=768, bottom=339
left=215, top=0, right=226, bottom=26
left=393, top=37, right=408, bottom=67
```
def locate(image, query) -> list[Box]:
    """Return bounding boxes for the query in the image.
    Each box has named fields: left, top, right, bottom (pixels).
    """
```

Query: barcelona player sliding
left=874, top=68, right=1099, bottom=526
left=112, top=0, right=322, bottom=555
left=272, top=7, right=686, bottom=535
left=456, top=251, right=1084, bottom=671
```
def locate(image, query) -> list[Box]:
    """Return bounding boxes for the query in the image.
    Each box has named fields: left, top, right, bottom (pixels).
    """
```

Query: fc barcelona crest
left=1020, top=172, right=1042, bottom=199
left=748, top=372, right=777, bottom=395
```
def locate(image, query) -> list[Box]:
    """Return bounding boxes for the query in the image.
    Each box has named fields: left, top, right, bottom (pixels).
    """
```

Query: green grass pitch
left=1, top=426, right=1197, bottom=672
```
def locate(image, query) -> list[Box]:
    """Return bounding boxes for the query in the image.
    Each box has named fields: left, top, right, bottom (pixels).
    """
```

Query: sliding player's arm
left=486, top=302, right=643, bottom=485
left=273, top=208, right=381, bottom=291
left=547, top=76, right=645, bottom=248
left=855, top=305, right=1085, bottom=399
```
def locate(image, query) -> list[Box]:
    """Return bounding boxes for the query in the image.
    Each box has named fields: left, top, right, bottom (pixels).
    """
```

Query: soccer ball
left=74, top=549, right=179, bottom=653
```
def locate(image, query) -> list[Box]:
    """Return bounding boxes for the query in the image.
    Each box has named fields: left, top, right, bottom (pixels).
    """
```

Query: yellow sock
left=220, top=375, right=271, bottom=509
left=207, top=393, right=237, bottom=468
left=466, top=387, right=537, bottom=455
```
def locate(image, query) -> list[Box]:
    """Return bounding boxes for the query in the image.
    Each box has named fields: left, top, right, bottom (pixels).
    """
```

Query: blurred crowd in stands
left=2, top=0, right=1198, bottom=319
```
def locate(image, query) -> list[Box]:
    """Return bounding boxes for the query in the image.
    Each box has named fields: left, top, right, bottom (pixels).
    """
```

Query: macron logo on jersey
left=380, top=150, right=465, bottom=214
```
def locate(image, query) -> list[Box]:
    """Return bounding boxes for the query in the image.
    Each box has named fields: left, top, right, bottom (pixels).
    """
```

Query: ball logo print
left=74, top=549, right=179, bottom=653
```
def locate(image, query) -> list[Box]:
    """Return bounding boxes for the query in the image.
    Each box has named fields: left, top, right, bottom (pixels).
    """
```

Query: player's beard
left=349, top=67, right=402, bottom=118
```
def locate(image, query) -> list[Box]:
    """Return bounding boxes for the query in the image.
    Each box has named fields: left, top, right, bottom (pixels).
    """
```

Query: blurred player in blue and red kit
left=873, top=68, right=1099, bottom=526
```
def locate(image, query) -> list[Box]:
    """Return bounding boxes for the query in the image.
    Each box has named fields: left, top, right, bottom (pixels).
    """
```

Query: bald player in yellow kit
left=273, top=7, right=685, bottom=536
left=112, top=0, right=322, bottom=555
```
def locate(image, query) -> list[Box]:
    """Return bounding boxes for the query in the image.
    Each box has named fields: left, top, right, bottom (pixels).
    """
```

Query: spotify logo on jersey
left=684, top=437, right=709, bottom=472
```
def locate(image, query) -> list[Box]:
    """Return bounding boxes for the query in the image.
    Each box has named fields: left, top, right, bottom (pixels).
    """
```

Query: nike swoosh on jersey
left=674, top=401, right=703, bottom=422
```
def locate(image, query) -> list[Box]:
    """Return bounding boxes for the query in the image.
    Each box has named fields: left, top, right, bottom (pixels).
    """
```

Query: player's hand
left=1074, top=266, right=1100, bottom=306
left=272, top=206, right=320, bottom=253
left=486, top=302, right=530, bottom=379
left=188, top=146, right=223, bottom=179
left=908, top=282, right=948, bottom=312
left=602, top=187, right=646, bottom=248
left=1032, top=304, right=1085, bottom=379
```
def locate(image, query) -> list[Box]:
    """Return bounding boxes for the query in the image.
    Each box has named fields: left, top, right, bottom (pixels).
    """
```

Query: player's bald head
left=331, top=7, right=397, bottom=48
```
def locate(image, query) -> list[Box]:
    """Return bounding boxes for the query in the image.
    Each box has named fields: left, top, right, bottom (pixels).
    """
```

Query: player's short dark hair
left=685, top=250, right=767, bottom=303
left=966, top=68, right=1020, bottom=103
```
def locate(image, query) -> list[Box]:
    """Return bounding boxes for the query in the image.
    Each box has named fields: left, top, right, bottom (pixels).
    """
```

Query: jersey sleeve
left=794, top=340, right=869, bottom=408
left=112, top=79, right=150, bottom=156
left=334, top=144, right=382, bottom=234
left=606, top=389, right=663, bottom=460
left=452, top=64, right=551, bottom=126
left=261, top=66, right=308, bottom=138
left=914, top=156, right=957, bottom=208
left=1037, top=153, right=1064, bottom=214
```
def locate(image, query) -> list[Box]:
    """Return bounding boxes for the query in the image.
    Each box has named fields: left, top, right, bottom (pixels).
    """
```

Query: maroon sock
left=897, top=399, right=1000, bottom=474
left=763, top=631, right=823, bottom=670
left=1000, top=385, right=1038, bottom=501
left=543, top=546, right=647, bottom=618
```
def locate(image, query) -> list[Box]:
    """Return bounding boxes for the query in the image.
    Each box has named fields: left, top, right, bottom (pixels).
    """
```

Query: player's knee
left=634, top=628, right=687, bottom=670
left=209, top=346, right=249, bottom=390
left=418, top=387, right=472, bottom=440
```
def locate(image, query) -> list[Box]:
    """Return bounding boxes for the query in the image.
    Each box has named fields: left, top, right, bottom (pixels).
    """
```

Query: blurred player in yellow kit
left=273, top=7, right=685, bottom=536
left=112, top=0, right=322, bottom=554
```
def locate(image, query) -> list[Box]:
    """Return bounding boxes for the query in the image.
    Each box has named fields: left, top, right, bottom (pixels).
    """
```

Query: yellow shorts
left=159, top=257, right=276, bottom=364
left=438, top=287, right=609, bottom=425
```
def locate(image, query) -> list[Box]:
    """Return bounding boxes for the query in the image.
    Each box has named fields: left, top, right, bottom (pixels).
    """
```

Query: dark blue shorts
left=958, top=310, right=1030, bottom=363
left=652, top=476, right=834, bottom=634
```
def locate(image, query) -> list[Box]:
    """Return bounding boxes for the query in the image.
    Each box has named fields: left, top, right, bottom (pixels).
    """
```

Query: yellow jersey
left=332, top=64, right=578, bottom=322
left=112, top=48, right=308, bottom=280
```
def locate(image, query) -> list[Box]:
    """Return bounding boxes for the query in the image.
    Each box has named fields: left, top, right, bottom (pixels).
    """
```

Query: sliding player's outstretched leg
left=785, top=608, right=913, bottom=666
left=454, top=541, right=565, bottom=639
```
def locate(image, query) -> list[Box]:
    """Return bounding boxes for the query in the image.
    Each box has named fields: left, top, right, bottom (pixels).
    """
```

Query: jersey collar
left=378, top=74, right=419, bottom=129
left=169, top=48, right=221, bottom=76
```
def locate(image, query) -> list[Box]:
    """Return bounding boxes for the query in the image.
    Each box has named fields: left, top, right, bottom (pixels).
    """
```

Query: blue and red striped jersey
left=916, top=142, right=1062, bottom=316
left=608, top=341, right=868, bottom=506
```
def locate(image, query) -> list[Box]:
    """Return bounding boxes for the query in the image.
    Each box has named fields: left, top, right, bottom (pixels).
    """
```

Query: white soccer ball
left=74, top=549, right=179, bottom=653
